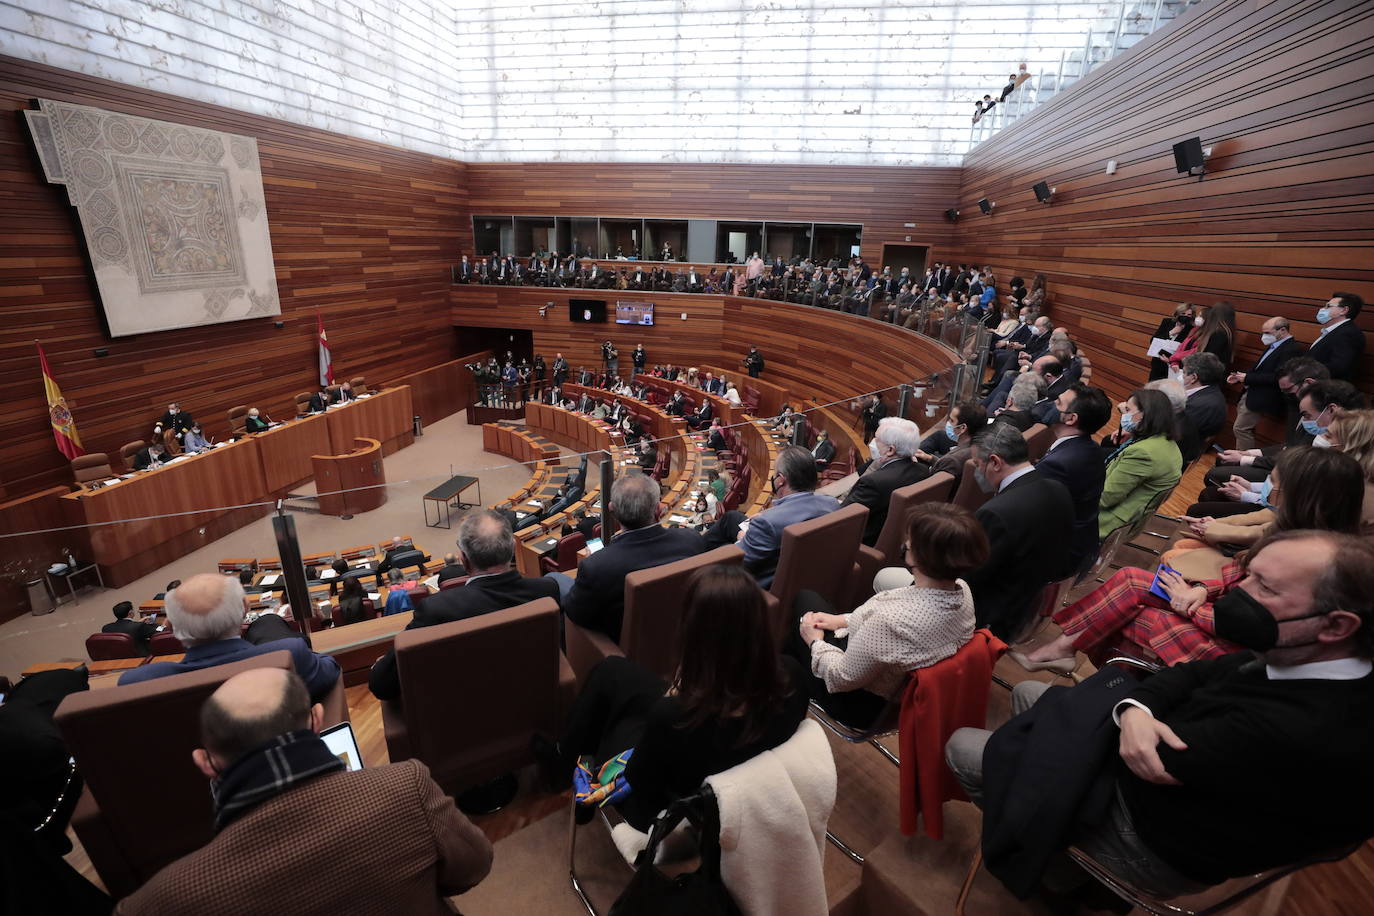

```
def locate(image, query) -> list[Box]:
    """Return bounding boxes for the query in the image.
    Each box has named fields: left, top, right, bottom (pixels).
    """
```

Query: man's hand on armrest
left=1117, top=704, right=1187, bottom=786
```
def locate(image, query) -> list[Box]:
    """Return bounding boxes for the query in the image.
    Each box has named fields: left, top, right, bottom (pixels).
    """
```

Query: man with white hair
left=841, top=416, right=931, bottom=547
left=1144, top=377, right=1202, bottom=465
left=118, top=573, right=340, bottom=701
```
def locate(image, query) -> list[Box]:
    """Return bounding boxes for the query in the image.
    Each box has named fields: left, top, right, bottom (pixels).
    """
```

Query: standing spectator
left=1168, top=301, right=1236, bottom=377
left=1228, top=316, right=1302, bottom=450
left=1308, top=292, right=1366, bottom=382
left=1148, top=303, right=1197, bottom=381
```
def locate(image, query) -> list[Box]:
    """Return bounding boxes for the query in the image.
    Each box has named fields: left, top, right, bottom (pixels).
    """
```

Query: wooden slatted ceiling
left=464, top=162, right=961, bottom=267
left=0, top=55, right=473, bottom=500
left=952, top=0, right=1374, bottom=407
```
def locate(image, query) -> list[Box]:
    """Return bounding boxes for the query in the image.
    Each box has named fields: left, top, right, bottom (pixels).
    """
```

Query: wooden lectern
left=313, top=437, right=386, bottom=517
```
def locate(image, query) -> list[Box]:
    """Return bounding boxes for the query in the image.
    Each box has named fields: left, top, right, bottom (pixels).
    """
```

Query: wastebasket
left=27, top=578, right=55, bottom=616
left=413, top=415, right=423, bottom=437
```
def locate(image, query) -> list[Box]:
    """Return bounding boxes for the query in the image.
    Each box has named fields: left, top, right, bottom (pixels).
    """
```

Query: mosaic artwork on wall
left=25, top=99, right=281, bottom=337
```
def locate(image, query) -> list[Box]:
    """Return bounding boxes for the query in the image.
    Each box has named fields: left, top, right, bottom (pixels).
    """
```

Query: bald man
left=118, top=573, right=340, bottom=702
left=116, top=669, right=491, bottom=914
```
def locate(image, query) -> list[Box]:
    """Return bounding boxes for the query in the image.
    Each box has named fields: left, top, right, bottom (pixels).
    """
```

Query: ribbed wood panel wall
left=0, top=56, right=471, bottom=500
left=465, top=162, right=961, bottom=267
left=953, top=0, right=1374, bottom=411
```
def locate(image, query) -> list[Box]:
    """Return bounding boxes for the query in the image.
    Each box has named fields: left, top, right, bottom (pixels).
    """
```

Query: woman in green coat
left=1098, top=388, right=1183, bottom=538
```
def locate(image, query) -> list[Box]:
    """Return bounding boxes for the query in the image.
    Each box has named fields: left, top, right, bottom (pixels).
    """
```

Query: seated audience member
left=770, top=403, right=797, bottom=433
left=117, top=668, right=491, bottom=914
left=244, top=408, right=270, bottom=433
left=706, top=417, right=727, bottom=452
left=986, top=354, right=1060, bottom=415
left=101, top=600, right=157, bottom=654
left=554, top=475, right=705, bottom=642
left=811, top=427, right=835, bottom=470
left=963, top=424, right=1075, bottom=639
left=1034, top=384, right=1112, bottom=573
left=382, top=569, right=415, bottom=616
left=325, top=559, right=351, bottom=596
left=132, top=439, right=168, bottom=471
left=335, top=576, right=368, bottom=627
left=376, top=535, right=424, bottom=580
left=537, top=565, right=808, bottom=831
left=370, top=511, right=559, bottom=701
left=707, top=468, right=728, bottom=504
left=1165, top=447, right=1363, bottom=581
left=841, top=417, right=930, bottom=546
left=992, top=372, right=1045, bottom=431
left=917, top=402, right=988, bottom=478
left=685, top=398, right=713, bottom=431
left=1140, top=377, right=1202, bottom=466
left=117, top=574, right=340, bottom=701
left=792, top=503, right=986, bottom=727
left=723, top=381, right=742, bottom=406
left=153, top=578, right=183, bottom=601
left=664, top=391, right=686, bottom=416
left=1099, top=389, right=1183, bottom=539
left=1213, top=357, right=1330, bottom=483
left=952, top=531, right=1374, bottom=899
left=436, top=552, right=467, bottom=585
left=563, top=508, right=600, bottom=541
left=718, top=446, right=840, bottom=586
left=1180, top=352, right=1228, bottom=441
left=1328, top=409, right=1374, bottom=534
left=1229, top=316, right=1302, bottom=450
left=182, top=424, right=212, bottom=453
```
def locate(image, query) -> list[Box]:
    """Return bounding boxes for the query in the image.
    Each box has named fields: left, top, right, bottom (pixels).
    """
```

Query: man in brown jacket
left=116, top=668, right=492, bottom=915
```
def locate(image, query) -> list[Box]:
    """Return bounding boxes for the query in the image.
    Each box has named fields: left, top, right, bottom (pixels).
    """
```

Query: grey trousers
left=1231, top=400, right=1265, bottom=452
left=944, top=681, right=1209, bottom=899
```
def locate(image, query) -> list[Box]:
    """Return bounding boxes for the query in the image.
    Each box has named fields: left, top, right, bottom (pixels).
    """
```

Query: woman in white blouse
left=794, top=502, right=988, bottom=727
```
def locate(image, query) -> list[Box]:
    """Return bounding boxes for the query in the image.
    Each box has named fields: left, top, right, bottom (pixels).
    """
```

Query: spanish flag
left=38, top=342, right=84, bottom=460
left=317, top=312, right=334, bottom=386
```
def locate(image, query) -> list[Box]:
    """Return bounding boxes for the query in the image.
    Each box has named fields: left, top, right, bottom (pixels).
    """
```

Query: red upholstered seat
left=85, top=633, right=141, bottom=661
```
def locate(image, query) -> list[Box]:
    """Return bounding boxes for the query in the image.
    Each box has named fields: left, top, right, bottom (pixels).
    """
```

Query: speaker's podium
left=313, top=437, right=386, bottom=517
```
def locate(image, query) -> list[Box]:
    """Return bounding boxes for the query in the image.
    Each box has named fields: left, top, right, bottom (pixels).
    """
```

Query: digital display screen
left=615, top=301, right=655, bottom=325
left=569, top=299, right=607, bottom=323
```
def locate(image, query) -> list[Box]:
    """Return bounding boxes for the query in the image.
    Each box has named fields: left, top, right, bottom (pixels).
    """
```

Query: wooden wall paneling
left=396, top=350, right=491, bottom=427
left=0, top=55, right=470, bottom=501
left=951, top=0, right=1374, bottom=411
left=0, top=486, right=92, bottom=624
left=257, top=414, right=333, bottom=494
left=323, top=387, right=415, bottom=456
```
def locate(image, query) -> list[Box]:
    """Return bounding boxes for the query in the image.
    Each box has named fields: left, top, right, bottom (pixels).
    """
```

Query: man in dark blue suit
left=554, top=475, right=705, bottom=643
left=1307, top=292, right=1365, bottom=382
left=1034, top=384, right=1111, bottom=574
left=1228, top=316, right=1302, bottom=450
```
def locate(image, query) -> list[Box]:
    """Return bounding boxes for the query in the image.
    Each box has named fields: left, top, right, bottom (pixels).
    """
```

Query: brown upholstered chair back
left=227, top=405, right=248, bottom=434
left=118, top=440, right=145, bottom=469
left=951, top=459, right=992, bottom=512
left=72, top=453, right=115, bottom=484
left=872, top=471, right=957, bottom=567
left=769, top=502, right=868, bottom=623
left=85, top=632, right=141, bottom=660
left=294, top=391, right=312, bottom=415
left=55, top=651, right=294, bottom=897
left=622, top=544, right=744, bottom=681
left=386, top=598, right=568, bottom=794
left=149, top=632, right=186, bottom=655
left=1023, top=423, right=1054, bottom=462
left=349, top=376, right=368, bottom=394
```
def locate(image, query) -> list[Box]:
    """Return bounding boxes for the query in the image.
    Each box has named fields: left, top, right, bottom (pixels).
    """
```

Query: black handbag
left=608, top=786, right=741, bottom=916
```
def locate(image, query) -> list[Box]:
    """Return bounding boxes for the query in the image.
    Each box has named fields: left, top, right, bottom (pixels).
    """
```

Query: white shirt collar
left=1184, top=385, right=1203, bottom=396
left=1047, top=433, right=1081, bottom=452
left=1266, top=657, right=1372, bottom=680
left=998, top=465, right=1036, bottom=492
left=1320, top=317, right=1349, bottom=335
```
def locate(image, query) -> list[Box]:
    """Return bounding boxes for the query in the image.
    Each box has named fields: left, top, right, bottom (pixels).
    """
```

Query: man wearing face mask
left=961, top=424, right=1075, bottom=639
left=116, top=668, right=492, bottom=914
left=841, top=417, right=930, bottom=546
left=1211, top=357, right=1331, bottom=486
left=1307, top=292, right=1366, bottom=382
left=156, top=402, right=195, bottom=444
left=918, top=401, right=988, bottom=478
left=724, top=446, right=840, bottom=587
left=949, top=531, right=1374, bottom=897
left=1227, top=316, right=1301, bottom=451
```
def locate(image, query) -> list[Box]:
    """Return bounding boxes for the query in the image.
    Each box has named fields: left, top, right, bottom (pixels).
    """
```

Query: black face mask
left=1213, top=586, right=1328, bottom=652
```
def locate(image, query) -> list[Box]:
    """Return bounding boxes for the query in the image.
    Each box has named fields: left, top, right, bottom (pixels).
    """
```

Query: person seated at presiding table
left=118, top=574, right=340, bottom=702
left=181, top=423, right=212, bottom=453
left=101, top=600, right=157, bottom=655
left=116, top=668, right=492, bottom=915
left=950, top=531, right=1374, bottom=900
left=132, top=439, right=169, bottom=471
left=370, top=511, right=559, bottom=702
left=841, top=417, right=930, bottom=547
left=331, top=380, right=356, bottom=404
left=307, top=385, right=330, bottom=413
left=244, top=408, right=270, bottom=433
left=552, top=475, right=705, bottom=644
left=534, top=565, right=808, bottom=832
left=791, top=503, right=986, bottom=728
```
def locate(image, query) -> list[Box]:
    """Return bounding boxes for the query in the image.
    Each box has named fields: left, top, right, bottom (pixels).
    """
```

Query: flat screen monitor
left=615, top=301, right=655, bottom=325
left=569, top=299, right=607, bottom=323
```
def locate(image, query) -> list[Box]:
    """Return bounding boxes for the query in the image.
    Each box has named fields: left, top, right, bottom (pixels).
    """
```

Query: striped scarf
left=211, top=729, right=344, bottom=831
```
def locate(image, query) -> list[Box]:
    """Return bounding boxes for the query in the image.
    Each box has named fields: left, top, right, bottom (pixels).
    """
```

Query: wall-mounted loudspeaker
left=978, top=198, right=994, bottom=215
left=944, top=208, right=959, bottom=222
left=1173, top=137, right=1206, bottom=177
left=1033, top=181, right=1055, bottom=203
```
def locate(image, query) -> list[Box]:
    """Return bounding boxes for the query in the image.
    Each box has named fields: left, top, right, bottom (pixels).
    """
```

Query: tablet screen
left=320, top=722, right=364, bottom=771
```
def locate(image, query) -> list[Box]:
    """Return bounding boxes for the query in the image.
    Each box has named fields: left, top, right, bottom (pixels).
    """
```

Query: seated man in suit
left=132, top=440, right=169, bottom=471
left=706, top=417, right=728, bottom=453
left=553, top=474, right=705, bottom=643
left=376, top=535, right=423, bottom=580
left=962, top=423, right=1075, bottom=639
left=101, top=600, right=157, bottom=654
left=637, top=438, right=659, bottom=471
left=118, top=668, right=492, bottom=914
left=841, top=417, right=930, bottom=546
left=947, top=531, right=1374, bottom=899
left=369, top=511, right=559, bottom=700
left=811, top=428, right=835, bottom=470
left=331, top=381, right=356, bottom=404
left=985, top=354, right=1061, bottom=414
left=1180, top=352, right=1228, bottom=441
left=918, top=401, right=988, bottom=479
left=435, top=552, right=467, bottom=585
left=1033, top=384, right=1111, bottom=575
left=307, top=385, right=330, bottom=413
left=119, top=574, right=340, bottom=702
left=991, top=374, right=1045, bottom=431
left=685, top=399, right=713, bottom=431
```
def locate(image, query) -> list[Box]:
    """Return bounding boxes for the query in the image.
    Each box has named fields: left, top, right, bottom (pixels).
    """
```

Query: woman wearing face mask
left=1097, top=389, right=1183, bottom=540
left=1014, top=450, right=1365, bottom=673
left=1326, top=410, right=1374, bottom=535
left=1161, top=447, right=1363, bottom=580
left=1148, top=303, right=1196, bottom=381
left=182, top=424, right=212, bottom=453
left=1166, top=301, right=1236, bottom=378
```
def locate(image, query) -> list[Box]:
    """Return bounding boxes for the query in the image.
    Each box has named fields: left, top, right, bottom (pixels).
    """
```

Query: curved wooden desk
left=313, top=437, right=386, bottom=517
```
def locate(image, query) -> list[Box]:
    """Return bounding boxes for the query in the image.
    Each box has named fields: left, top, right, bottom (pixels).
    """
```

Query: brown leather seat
left=71, top=452, right=115, bottom=485
left=853, top=472, right=957, bottom=602
left=768, top=502, right=868, bottom=628
left=950, top=459, right=992, bottom=512
left=1023, top=423, right=1053, bottom=462
left=227, top=405, right=248, bottom=435
left=118, top=440, right=146, bottom=471
left=565, top=544, right=745, bottom=684
left=55, top=651, right=295, bottom=897
left=350, top=376, right=368, bottom=395
left=85, top=632, right=141, bottom=660
left=381, top=598, right=575, bottom=796
left=294, top=391, right=313, bottom=416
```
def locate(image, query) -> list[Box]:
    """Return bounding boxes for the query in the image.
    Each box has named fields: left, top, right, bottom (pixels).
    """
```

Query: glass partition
left=514, top=216, right=556, bottom=257
left=471, top=215, right=514, bottom=257
left=599, top=219, right=642, bottom=259
left=716, top=221, right=762, bottom=263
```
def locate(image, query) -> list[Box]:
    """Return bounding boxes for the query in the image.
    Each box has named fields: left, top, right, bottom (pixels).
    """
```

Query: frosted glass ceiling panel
left=2, top=0, right=1125, bottom=165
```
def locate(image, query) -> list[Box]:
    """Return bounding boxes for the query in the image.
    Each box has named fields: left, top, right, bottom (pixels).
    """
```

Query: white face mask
left=1312, top=434, right=1333, bottom=449
left=868, top=438, right=884, bottom=463
left=1260, top=332, right=1277, bottom=346
left=1194, top=316, right=1205, bottom=327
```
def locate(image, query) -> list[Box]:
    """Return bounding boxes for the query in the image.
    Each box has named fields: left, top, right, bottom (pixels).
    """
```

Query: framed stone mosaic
left=25, top=100, right=281, bottom=337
